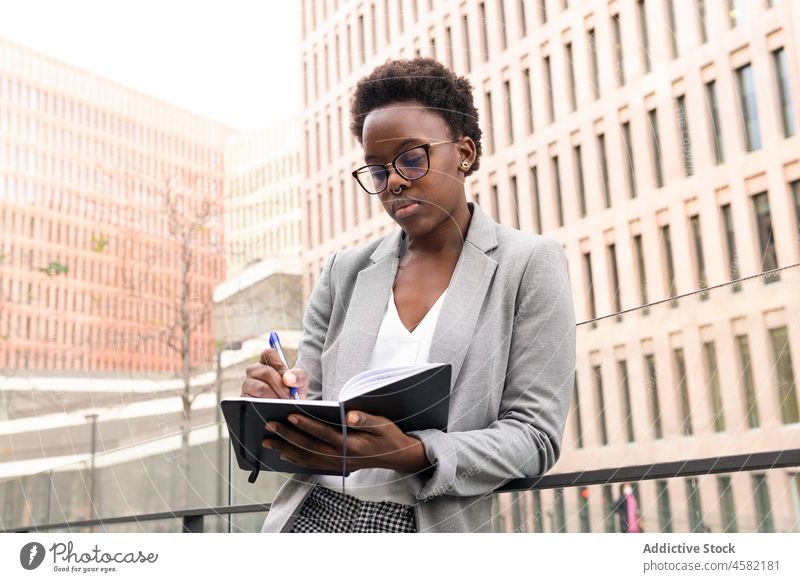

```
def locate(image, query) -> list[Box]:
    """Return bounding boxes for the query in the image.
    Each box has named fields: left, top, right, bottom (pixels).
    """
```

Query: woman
left=612, top=483, right=644, bottom=533
left=241, top=57, right=576, bottom=532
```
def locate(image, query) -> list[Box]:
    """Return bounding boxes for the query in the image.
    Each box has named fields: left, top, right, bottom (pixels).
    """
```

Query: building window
left=661, top=225, right=677, bottom=300
left=792, top=180, right=800, bottom=242
left=583, top=251, right=595, bottom=321
left=621, top=121, right=637, bottom=198
left=552, top=155, right=564, bottom=227
left=645, top=353, right=663, bottom=439
left=587, top=28, right=600, bottom=99
left=618, top=359, right=635, bottom=442
left=445, top=26, right=454, bottom=68
left=673, top=347, right=693, bottom=435
left=728, top=0, right=748, bottom=27
left=484, top=90, right=495, bottom=154
left=573, top=145, right=587, bottom=217
left=752, top=192, right=779, bottom=281
left=593, top=364, right=608, bottom=445
left=768, top=326, right=799, bottom=425
left=666, top=0, right=679, bottom=58
left=578, top=488, right=591, bottom=532
left=603, top=485, right=617, bottom=532
left=751, top=473, right=775, bottom=532
left=572, top=376, right=584, bottom=448
left=565, top=42, right=576, bottom=112
left=523, top=67, right=534, bottom=134
left=611, top=13, right=625, bottom=86
left=633, top=233, right=648, bottom=310
left=705, top=80, right=724, bottom=164
left=518, top=0, right=527, bottom=37
left=532, top=490, right=543, bottom=532
left=530, top=164, right=542, bottom=233
left=689, top=214, right=708, bottom=293
left=543, top=55, right=555, bottom=123
left=647, top=108, right=664, bottom=188
left=503, top=79, right=514, bottom=145
left=719, top=203, right=740, bottom=293
left=597, top=133, right=611, bottom=207
left=462, top=14, right=471, bottom=73
left=478, top=1, right=489, bottom=61
left=717, top=476, right=738, bottom=532
left=497, top=0, right=508, bottom=50
left=773, top=48, right=797, bottom=138
left=735, top=334, right=760, bottom=429
left=554, top=488, right=566, bottom=532
left=510, top=174, right=519, bottom=229
left=675, top=95, right=694, bottom=176
left=608, top=243, right=622, bottom=316
left=656, top=480, right=673, bottom=533
left=637, top=0, right=651, bottom=73
left=697, top=0, right=708, bottom=44
left=685, top=477, right=705, bottom=532
left=736, top=64, right=762, bottom=151
left=358, top=14, right=365, bottom=64
left=539, top=0, right=547, bottom=25
left=491, top=182, right=500, bottom=221
left=703, top=341, right=725, bottom=432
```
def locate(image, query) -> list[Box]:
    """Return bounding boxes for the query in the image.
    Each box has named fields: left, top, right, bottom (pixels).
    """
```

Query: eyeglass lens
left=360, top=146, right=428, bottom=193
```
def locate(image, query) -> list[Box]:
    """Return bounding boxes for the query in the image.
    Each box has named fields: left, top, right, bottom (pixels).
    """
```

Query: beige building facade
left=0, top=38, right=232, bottom=375
left=301, top=0, right=800, bottom=532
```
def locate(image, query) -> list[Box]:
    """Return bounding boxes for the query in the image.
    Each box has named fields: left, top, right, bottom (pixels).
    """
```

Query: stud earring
left=459, top=160, right=470, bottom=170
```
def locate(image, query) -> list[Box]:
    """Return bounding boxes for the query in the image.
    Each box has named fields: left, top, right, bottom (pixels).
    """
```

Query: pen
left=268, top=330, right=300, bottom=400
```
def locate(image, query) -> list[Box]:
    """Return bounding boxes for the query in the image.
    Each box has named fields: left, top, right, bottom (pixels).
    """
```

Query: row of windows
left=226, top=153, right=301, bottom=196
left=227, top=222, right=301, bottom=265
left=0, top=205, right=222, bottom=257
left=1, top=341, right=210, bottom=373
left=574, top=180, right=800, bottom=323
left=0, top=197, right=222, bottom=256
left=0, top=75, right=221, bottom=165
left=498, top=471, right=789, bottom=533
left=305, top=47, right=796, bottom=218
left=227, top=188, right=301, bottom=232
left=306, top=176, right=386, bottom=246
left=0, top=260, right=218, bottom=314
left=302, top=0, right=788, bottom=109
left=570, top=325, right=798, bottom=454
left=0, top=144, right=222, bottom=203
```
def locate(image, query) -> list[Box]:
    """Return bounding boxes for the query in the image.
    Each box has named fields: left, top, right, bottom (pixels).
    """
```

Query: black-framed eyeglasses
left=351, top=139, right=460, bottom=195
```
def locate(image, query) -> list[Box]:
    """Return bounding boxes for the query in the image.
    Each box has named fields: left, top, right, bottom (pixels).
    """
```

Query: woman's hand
left=262, top=411, right=431, bottom=474
left=241, top=348, right=309, bottom=399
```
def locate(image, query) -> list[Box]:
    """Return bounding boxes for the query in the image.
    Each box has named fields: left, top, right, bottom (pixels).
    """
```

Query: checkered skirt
left=288, top=484, right=417, bottom=533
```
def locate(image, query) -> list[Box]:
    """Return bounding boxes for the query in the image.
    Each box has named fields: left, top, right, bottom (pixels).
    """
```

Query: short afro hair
left=349, top=57, right=483, bottom=177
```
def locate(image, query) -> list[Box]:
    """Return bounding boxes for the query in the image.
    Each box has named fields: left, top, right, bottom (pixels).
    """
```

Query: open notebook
left=221, top=362, right=451, bottom=482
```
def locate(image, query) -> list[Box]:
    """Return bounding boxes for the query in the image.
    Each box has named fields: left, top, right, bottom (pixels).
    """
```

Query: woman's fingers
left=263, top=421, right=339, bottom=459
left=241, top=376, right=289, bottom=399
left=240, top=349, right=310, bottom=399
left=282, top=368, right=309, bottom=398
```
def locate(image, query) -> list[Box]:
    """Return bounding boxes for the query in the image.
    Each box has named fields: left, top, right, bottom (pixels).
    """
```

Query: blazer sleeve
left=407, top=237, right=576, bottom=499
left=294, top=251, right=338, bottom=401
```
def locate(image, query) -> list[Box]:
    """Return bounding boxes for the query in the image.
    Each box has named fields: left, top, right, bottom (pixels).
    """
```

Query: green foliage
left=91, top=233, right=110, bottom=253
left=38, top=261, right=69, bottom=277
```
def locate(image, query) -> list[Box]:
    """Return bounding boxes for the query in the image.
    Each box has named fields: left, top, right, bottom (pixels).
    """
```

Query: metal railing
left=6, top=448, right=798, bottom=533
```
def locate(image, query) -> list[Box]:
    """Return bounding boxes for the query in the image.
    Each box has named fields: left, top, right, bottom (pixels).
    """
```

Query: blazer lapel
left=332, top=202, right=498, bottom=396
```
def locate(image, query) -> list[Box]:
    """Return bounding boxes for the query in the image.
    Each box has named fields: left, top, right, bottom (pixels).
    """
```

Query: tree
left=96, top=160, right=224, bottom=507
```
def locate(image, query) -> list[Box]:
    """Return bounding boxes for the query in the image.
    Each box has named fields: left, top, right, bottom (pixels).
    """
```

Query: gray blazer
left=261, top=201, right=576, bottom=532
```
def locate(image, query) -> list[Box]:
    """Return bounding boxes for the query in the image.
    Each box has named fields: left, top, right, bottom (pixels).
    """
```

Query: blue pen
left=268, top=330, right=300, bottom=400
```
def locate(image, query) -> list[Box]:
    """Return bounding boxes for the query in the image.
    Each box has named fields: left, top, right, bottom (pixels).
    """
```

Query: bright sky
left=0, top=0, right=302, bottom=132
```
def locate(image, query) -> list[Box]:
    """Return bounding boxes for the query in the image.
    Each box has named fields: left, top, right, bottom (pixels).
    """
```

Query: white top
left=316, top=285, right=449, bottom=504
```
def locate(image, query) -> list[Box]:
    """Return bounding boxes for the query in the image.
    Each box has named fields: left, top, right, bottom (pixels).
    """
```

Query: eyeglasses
left=351, top=139, right=460, bottom=195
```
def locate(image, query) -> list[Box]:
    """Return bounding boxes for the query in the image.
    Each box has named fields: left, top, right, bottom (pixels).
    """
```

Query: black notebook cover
left=221, top=363, right=451, bottom=479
